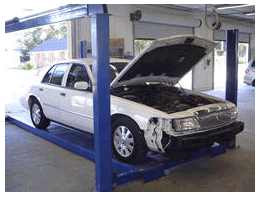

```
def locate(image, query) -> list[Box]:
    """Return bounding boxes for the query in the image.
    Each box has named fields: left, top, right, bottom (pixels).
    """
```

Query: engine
left=112, top=83, right=220, bottom=114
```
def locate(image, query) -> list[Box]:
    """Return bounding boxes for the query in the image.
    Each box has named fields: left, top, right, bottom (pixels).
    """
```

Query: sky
left=5, top=1, right=65, bottom=21
left=4, top=1, right=67, bottom=50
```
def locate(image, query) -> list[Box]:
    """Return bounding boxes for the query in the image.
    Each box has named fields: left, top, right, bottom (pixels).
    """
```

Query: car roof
left=57, top=58, right=132, bottom=66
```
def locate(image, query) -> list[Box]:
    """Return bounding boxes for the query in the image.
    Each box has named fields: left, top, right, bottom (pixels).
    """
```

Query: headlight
left=229, top=107, right=238, bottom=121
left=173, top=117, right=200, bottom=132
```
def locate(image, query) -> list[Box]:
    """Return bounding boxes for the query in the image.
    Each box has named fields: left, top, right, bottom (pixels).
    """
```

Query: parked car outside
left=27, top=35, right=244, bottom=163
left=244, top=57, right=255, bottom=87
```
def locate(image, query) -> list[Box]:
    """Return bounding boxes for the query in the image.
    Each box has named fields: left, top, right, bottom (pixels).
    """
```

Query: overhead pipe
left=204, top=4, right=221, bottom=30
left=218, top=18, right=254, bottom=34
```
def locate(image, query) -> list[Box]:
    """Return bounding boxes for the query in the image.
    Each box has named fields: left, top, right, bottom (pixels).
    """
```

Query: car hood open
left=111, top=35, right=217, bottom=88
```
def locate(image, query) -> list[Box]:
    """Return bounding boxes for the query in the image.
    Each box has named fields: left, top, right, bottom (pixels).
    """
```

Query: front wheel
left=112, top=117, right=148, bottom=163
left=30, top=99, right=51, bottom=129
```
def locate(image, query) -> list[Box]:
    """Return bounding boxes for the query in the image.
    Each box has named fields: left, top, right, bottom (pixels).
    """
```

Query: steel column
left=248, top=34, right=251, bottom=62
left=80, top=40, right=87, bottom=58
left=91, top=13, right=112, bottom=192
left=226, top=29, right=238, bottom=105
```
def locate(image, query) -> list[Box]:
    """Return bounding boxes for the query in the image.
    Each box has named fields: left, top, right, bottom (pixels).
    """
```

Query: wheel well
left=111, top=113, right=143, bottom=133
left=111, top=113, right=133, bottom=123
left=28, top=95, right=38, bottom=108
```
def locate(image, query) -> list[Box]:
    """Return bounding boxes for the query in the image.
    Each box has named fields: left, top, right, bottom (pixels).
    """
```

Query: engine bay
left=112, top=83, right=220, bottom=114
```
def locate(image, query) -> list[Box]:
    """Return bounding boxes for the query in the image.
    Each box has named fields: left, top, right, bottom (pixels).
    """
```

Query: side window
left=42, top=65, right=56, bottom=83
left=49, top=64, right=69, bottom=85
left=66, top=64, right=90, bottom=88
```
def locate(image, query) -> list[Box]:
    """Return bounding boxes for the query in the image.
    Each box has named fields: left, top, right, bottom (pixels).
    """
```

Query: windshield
left=89, top=62, right=129, bottom=83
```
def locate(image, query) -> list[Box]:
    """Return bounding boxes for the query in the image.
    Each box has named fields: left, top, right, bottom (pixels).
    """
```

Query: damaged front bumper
left=145, top=121, right=244, bottom=154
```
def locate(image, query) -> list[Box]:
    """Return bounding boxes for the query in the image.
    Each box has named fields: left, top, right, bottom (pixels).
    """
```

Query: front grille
left=197, top=110, right=231, bottom=129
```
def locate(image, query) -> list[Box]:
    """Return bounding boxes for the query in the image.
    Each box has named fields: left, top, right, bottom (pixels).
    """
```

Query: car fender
left=110, top=95, right=167, bottom=131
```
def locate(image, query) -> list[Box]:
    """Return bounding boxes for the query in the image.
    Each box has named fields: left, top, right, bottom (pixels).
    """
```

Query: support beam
left=226, top=29, right=238, bottom=105
left=5, top=4, right=108, bottom=33
left=248, top=34, right=251, bottom=62
left=91, top=13, right=112, bottom=192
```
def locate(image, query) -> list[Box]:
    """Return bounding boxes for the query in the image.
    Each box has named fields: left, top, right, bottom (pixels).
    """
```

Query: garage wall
left=213, top=30, right=250, bottom=43
left=68, top=4, right=201, bottom=59
left=193, top=15, right=215, bottom=92
left=133, top=21, right=193, bottom=39
left=249, top=33, right=255, bottom=59
left=68, top=5, right=135, bottom=59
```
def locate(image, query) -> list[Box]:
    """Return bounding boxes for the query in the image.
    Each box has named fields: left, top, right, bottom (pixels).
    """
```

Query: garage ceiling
left=6, top=4, right=255, bottom=24
left=164, top=4, right=255, bottom=22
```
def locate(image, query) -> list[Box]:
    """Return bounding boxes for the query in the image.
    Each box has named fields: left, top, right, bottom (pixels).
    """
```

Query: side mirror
left=74, top=81, right=89, bottom=91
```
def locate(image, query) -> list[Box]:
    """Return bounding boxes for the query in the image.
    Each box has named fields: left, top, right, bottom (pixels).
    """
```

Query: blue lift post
left=226, top=29, right=239, bottom=106
left=91, top=13, right=112, bottom=192
left=80, top=40, right=87, bottom=58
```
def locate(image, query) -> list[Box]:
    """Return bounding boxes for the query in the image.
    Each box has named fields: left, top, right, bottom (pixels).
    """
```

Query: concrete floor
left=5, top=84, right=255, bottom=192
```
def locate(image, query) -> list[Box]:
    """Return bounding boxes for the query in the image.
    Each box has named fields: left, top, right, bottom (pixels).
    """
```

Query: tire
left=30, top=99, right=51, bottom=129
left=111, top=117, right=148, bottom=163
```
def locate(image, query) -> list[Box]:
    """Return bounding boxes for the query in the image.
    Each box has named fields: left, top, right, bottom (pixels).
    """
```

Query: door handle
left=60, top=92, right=66, bottom=96
left=39, top=88, right=44, bottom=91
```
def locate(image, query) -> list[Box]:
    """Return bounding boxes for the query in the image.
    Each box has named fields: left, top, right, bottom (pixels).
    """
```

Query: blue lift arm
left=5, top=4, right=108, bottom=33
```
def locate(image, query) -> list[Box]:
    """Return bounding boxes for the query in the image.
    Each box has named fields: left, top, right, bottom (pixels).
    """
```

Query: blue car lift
left=5, top=4, right=239, bottom=192
left=6, top=115, right=227, bottom=188
left=226, top=29, right=239, bottom=106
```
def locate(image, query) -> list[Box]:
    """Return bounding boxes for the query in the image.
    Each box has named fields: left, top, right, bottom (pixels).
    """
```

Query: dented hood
left=111, top=35, right=217, bottom=88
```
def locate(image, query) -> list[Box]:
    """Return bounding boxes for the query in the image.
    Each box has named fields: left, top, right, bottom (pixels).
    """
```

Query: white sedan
left=28, top=35, right=244, bottom=163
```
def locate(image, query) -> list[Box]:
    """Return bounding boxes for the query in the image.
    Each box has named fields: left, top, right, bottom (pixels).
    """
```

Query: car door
left=39, top=63, right=70, bottom=121
left=59, top=63, right=94, bottom=133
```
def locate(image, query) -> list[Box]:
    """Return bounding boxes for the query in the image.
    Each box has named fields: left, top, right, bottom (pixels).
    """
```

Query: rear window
left=42, top=63, right=69, bottom=85
left=50, top=64, right=69, bottom=85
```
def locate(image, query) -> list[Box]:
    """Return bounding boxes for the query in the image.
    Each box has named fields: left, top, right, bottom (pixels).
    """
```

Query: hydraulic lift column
left=226, top=29, right=239, bottom=106
left=91, top=13, right=112, bottom=192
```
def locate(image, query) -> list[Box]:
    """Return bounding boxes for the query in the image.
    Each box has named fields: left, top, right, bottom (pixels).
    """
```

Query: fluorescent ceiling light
left=216, top=4, right=254, bottom=10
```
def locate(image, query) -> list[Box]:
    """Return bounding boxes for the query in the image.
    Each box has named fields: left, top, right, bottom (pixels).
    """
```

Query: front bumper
left=162, top=121, right=244, bottom=154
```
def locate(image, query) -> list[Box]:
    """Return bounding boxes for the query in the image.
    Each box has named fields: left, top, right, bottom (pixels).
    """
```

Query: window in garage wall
left=214, top=41, right=249, bottom=89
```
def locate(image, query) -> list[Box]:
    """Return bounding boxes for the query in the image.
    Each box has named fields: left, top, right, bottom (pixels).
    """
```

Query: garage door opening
left=214, top=41, right=249, bottom=90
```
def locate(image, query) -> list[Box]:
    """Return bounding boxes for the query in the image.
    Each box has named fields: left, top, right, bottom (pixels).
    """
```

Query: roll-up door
left=133, top=21, right=193, bottom=39
left=213, top=30, right=250, bottom=43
